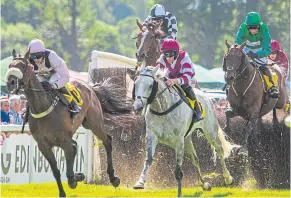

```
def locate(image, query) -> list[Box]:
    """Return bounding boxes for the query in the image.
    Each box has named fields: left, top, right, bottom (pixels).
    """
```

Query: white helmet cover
left=150, top=4, right=166, bottom=19
left=28, top=39, right=45, bottom=53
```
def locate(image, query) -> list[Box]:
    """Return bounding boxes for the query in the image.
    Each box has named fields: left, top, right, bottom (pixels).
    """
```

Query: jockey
left=28, top=39, right=80, bottom=114
left=142, top=4, right=178, bottom=44
left=268, top=40, right=289, bottom=86
left=236, top=11, right=279, bottom=98
left=156, top=39, right=203, bottom=123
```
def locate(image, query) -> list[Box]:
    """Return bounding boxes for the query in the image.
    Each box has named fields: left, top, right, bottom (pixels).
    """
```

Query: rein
left=10, top=57, right=62, bottom=119
left=139, top=74, right=183, bottom=115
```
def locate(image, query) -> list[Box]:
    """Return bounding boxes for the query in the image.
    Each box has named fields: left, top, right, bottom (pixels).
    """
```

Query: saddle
left=43, top=82, right=83, bottom=111
left=173, top=84, right=205, bottom=117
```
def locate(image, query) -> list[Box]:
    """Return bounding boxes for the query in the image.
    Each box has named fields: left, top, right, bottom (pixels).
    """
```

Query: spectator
left=20, top=94, right=27, bottom=110
left=9, top=95, right=23, bottom=125
left=1, top=97, right=12, bottom=124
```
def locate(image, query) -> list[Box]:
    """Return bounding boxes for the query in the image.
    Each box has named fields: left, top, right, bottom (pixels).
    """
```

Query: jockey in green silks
left=235, top=11, right=279, bottom=98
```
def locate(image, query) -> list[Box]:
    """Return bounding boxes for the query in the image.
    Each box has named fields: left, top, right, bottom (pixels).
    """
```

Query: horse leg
left=184, top=136, right=211, bottom=191
left=63, top=139, right=84, bottom=189
left=224, top=106, right=234, bottom=132
left=103, top=134, right=120, bottom=187
left=175, top=137, right=185, bottom=197
left=209, top=139, right=233, bottom=185
left=38, top=144, right=66, bottom=197
left=273, top=108, right=279, bottom=126
left=133, top=132, right=158, bottom=189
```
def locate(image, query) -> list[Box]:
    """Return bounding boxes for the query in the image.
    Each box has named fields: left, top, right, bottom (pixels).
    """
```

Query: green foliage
left=0, top=0, right=289, bottom=71
left=1, top=22, right=40, bottom=58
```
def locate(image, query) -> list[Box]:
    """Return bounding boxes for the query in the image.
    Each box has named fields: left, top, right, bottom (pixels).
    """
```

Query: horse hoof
left=68, top=179, right=77, bottom=189
left=74, top=173, right=85, bottom=181
left=133, top=181, right=145, bottom=189
left=59, top=190, right=66, bottom=197
left=225, top=176, right=234, bottom=185
left=111, top=177, right=120, bottom=188
left=202, top=182, right=211, bottom=191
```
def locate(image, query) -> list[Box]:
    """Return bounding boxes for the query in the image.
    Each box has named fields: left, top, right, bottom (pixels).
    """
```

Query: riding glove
left=247, top=51, right=258, bottom=59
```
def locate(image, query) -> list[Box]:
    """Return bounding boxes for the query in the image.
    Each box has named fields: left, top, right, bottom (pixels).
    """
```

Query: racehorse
left=129, top=66, right=239, bottom=197
left=5, top=49, right=132, bottom=197
left=223, top=41, right=287, bottom=154
left=134, top=20, right=161, bottom=70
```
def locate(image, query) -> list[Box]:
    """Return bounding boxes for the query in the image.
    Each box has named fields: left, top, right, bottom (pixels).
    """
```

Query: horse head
left=6, top=49, right=35, bottom=94
left=223, top=40, right=247, bottom=85
left=135, top=20, right=161, bottom=63
left=133, top=66, right=163, bottom=113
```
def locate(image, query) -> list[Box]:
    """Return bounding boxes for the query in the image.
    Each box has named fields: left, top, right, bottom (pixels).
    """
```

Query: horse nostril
left=229, top=76, right=234, bottom=80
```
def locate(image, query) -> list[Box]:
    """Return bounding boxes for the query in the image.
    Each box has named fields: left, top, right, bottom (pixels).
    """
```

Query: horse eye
left=149, top=84, right=153, bottom=88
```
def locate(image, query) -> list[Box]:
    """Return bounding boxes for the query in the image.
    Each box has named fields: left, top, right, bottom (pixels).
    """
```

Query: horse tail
left=217, top=126, right=241, bottom=158
left=92, top=79, right=132, bottom=114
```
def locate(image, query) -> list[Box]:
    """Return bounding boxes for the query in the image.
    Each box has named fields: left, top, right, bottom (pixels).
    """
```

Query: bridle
left=136, top=74, right=183, bottom=115
left=9, top=57, right=61, bottom=119
left=136, top=28, right=161, bottom=64
left=224, top=47, right=257, bottom=97
left=224, top=48, right=248, bottom=80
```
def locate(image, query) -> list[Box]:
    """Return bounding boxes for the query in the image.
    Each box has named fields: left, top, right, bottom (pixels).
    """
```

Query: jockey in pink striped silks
left=155, top=39, right=203, bottom=122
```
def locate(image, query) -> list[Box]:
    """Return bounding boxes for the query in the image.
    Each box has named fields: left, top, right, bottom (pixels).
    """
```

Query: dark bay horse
left=223, top=41, right=287, bottom=154
left=5, top=50, right=131, bottom=197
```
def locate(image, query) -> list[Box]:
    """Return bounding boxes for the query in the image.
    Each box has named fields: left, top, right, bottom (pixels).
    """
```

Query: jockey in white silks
left=28, top=39, right=80, bottom=113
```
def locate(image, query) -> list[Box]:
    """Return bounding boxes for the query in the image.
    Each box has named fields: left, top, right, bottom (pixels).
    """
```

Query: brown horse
left=223, top=41, right=287, bottom=154
left=134, top=20, right=161, bottom=70
left=5, top=49, right=131, bottom=197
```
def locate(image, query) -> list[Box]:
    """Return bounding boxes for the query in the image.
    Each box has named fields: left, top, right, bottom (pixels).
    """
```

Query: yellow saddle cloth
left=63, top=82, right=83, bottom=106
left=175, top=84, right=206, bottom=117
left=260, top=69, right=279, bottom=92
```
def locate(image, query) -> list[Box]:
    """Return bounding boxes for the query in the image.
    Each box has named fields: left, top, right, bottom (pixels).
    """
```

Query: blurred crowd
left=0, top=94, right=27, bottom=125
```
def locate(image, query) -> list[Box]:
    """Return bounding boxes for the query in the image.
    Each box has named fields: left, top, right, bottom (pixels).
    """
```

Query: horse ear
left=225, top=40, right=231, bottom=49
left=24, top=49, right=30, bottom=60
left=136, top=19, right=143, bottom=31
left=12, top=49, right=17, bottom=58
left=239, top=41, right=246, bottom=50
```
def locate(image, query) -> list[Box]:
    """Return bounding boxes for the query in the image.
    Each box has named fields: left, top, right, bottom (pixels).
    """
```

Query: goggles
left=248, top=26, right=259, bottom=30
left=163, top=51, right=176, bottom=58
left=30, top=52, right=44, bottom=60
left=271, top=50, right=279, bottom=55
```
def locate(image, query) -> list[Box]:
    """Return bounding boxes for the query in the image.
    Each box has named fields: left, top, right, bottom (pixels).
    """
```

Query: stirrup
left=70, top=101, right=81, bottom=113
left=268, top=86, right=279, bottom=98
left=193, top=111, right=204, bottom=123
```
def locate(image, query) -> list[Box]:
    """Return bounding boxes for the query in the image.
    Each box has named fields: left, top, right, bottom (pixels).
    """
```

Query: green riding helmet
left=245, top=12, right=262, bottom=26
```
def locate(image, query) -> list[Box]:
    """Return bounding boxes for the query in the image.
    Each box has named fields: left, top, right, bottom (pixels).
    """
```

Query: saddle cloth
left=260, top=69, right=279, bottom=92
left=63, top=82, right=83, bottom=106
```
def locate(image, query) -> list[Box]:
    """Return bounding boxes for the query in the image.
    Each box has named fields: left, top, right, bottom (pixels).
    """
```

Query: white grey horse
left=131, top=66, right=240, bottom=197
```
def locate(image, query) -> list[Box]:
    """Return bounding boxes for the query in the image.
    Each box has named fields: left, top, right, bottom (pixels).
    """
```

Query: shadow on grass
left=213, top=192, right=233, bottom=197
left=184, top=191, right=233, bottom=197
left=184, top=191, right=203, bottom=197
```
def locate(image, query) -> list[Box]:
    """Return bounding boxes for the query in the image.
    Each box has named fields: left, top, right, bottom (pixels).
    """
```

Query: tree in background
left=150, top=0, right=290, bottom=68
left=1, top=0, right=289, bottom=71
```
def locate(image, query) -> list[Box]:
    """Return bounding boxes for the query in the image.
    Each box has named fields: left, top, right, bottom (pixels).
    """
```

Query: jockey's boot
left=59, top=87, right=81, bottom=114
left=260, top=66, right=279, bottom=98
left=181, top=84, right=204, bottom=122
